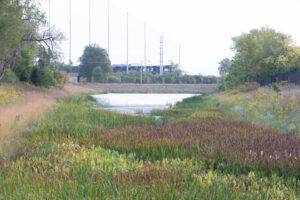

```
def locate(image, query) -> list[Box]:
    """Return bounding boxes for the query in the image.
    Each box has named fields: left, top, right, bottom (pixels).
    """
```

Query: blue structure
left=112, top=64, right=173, bottom=74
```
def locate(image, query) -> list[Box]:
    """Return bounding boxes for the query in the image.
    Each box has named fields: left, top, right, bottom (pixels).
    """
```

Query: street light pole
left=107, top=0, right=110, bottom=56
left=126, top=12, right=129, bottom=74
left=89, top=0, right=91, bottom=45
left=69, top=0, right=72, bottom=64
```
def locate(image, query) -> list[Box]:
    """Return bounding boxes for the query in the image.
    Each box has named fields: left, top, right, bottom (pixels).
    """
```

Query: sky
left=40, top=0, right=300, bottom=75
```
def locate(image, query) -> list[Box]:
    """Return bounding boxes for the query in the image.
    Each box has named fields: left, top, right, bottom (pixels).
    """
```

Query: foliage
left=1, top=92, right=299, bottom=198
left=1, top=69, right=19, bottom=83
left=225, top=27, right=300, bottom=88
left=29, top=94, right=159, bottom=141
left=219, top=87, right=300, bottom=136
left=13, top=46, right=35, bottom=82
left=0, top=142, right=295, bottom=199
left=218, top=58, right=232, bottom=76
left=92, top=67, right=107, bottom=83
left=54, top=71, right=66, bottom=86
left=105, top=71, right=218, bottom=84
left=96, top=122, right=300, bottom=179
left=0, top=85, right=24, bottom=105
left=237, top=82, right=260, bottom=92
left=0, top=0, right=63, bottom=81
left=30, top=67, right=56, bottom=88
left=79, top=45, right=112, bottom=81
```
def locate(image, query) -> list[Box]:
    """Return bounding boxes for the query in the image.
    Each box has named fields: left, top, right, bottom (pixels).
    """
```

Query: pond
left=91, top=93, right=198, bottom=115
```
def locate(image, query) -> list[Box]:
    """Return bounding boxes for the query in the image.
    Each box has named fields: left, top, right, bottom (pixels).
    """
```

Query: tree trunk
left=0, top=65, right=7, bottom=81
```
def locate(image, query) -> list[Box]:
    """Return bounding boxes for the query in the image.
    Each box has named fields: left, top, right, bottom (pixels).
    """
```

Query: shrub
left=107, top=74, right=121, bottom=83
left=54, top=71, right=66, bottom=86
left=92, top=67, right=107, bottom=83
left=30, top=67, right=56, bottom=88
left=1, top=70, right=19, bottom=83
left=238, top=82, right=260, bottom=92
left=14, top=64, right=33, bottom=83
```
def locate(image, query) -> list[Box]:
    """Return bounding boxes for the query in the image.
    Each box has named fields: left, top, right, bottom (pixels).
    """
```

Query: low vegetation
left=0, top=85, right=24, bottom=105
left=0, top=87, right=299, bottom=199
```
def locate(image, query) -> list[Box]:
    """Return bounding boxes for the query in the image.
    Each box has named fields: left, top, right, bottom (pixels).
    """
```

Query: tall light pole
left=107, top=0, right=110, bottom=56
left=126, top=12, right=129, bottom=74
left=48, top=0, right=51, bottom=34
left=160, top=35, right=164, bottom=75
left=141, top=23, right=147, bottom=84
left=178, top=43, right=181, bottom=68
left=144, top=23, right=147, bottom=69
left=69, top=0, right=72, bottom=64
left=89, top=0, right=91, bottom=45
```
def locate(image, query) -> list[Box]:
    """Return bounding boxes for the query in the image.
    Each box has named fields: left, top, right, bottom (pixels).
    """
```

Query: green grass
left=0, top=91, right=299, bottom=199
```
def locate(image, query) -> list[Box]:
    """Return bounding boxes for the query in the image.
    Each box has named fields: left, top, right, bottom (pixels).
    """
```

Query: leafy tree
left=14, top=45, right=35, bottom=82
left=0, top=0, right=62, bottom=81
left=227, top=27, right=300, bottom=87
left=92, top=67, right=107, bottom=83
left=79, top=45, right=112, bottom=81
left=31, top=67, right=56, bottom=88
left=218, top=58, right=232, bottom=76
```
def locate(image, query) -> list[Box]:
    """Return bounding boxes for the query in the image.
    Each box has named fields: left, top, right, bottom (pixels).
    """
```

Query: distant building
left=60, top=71, right=79, bottom=83
left=112, top=64, right=173, bottom=74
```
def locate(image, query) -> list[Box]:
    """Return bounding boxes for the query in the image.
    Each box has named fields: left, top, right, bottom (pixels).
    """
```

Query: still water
left=92, top=93, right=197, bottom=114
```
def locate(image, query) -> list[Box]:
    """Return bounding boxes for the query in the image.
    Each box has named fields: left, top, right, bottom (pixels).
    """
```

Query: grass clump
left=96, top=122, right=300, bottom=181
left=0, top=85, right=24, bottom=105
left=29, top=94, right=159, bottom=141
left=0, top=142, right=295, bottom=200
left=0, top=91, right=299, bottom=199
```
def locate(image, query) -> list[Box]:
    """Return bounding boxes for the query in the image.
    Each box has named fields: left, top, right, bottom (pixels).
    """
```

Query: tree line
left=218, top=27, right=300, bottom=90
left=78, top=45, right=219, bottom=84
left=0, top=0, right=63, bottom=88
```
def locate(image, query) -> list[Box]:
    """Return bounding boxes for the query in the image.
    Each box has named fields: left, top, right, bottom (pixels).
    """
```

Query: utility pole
left=107, top=0, right=110, bottom=56
left=141, top=23, right=147, bottom=84
left=48, top=0, right=51, bottom=34
left=126, top=12, right=129, bottom=74
left=89, top=0, right=91, bottom=45
left=178, top=43, right=181, bottom=69
left=160, top=35, right=164, bottom=75
left=69, top=0, right=72, bottom=64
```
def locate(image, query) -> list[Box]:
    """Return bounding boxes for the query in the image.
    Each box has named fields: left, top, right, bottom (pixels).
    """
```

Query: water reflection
left=92, top=93, right=197, bottom=114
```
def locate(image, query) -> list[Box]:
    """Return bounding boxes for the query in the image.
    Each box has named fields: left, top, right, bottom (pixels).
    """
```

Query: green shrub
left=1, top=69, right=19, bottom=83
left=237, top=82, right=260, bottom=92
left=54, top=71, right=66, bottom=86
left=30, top=67, right=56, bottom=88
left=92, top=67, right=107, bottom=83
left=14, top=64, right=33, bottom=83
left=107, top=74, right=121, bottom=83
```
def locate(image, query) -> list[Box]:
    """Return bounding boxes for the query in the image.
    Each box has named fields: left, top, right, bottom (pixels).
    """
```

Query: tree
left=0, top=0, right=63, bottom=81
left=92, top=67, right=107, bottom=83
left=79, top=45, right=112, bottom=81
left=218, top=58, right=232, bottom=76
left=226, top=27, right=300, bottom=87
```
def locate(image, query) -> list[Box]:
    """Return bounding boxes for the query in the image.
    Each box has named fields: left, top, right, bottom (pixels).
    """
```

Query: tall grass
left=0, top=92, right=299, bottom=199
left=29, top=95, right=159, bottom=140
left=0, top=142, right=295, bottom=199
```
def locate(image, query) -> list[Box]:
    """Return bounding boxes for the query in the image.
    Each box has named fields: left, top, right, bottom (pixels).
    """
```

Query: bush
left=31, top=67, right=56, bottom=88
left=107, top=75, right=121, bottom=83
left=237, top=82, right=260, bottom=92
left=1, top=70, right=19, bottom=83
left=54, top=71, right=66, bottom=86
left=14, top=65, right=33, bottom=83
left=92, top=67, right=107, bottom=83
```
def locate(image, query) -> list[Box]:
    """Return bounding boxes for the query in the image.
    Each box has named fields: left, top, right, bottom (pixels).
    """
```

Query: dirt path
left=0, top=84, right=93, bottom=137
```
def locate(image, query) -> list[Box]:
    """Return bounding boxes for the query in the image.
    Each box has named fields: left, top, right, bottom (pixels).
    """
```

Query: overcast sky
left=41, top=0, right=300, bottom=75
